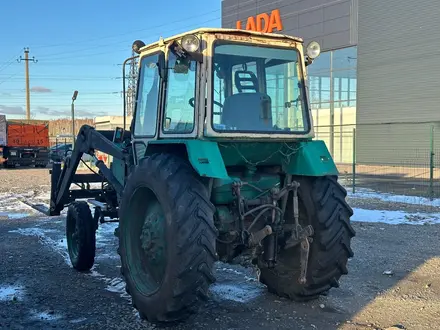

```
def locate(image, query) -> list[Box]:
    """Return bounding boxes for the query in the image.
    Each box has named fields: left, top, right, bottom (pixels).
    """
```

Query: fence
left=314, top=122, right=440, bottom=202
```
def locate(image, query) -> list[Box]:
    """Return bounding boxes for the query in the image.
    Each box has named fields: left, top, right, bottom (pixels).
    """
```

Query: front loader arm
left=49, top=124, right=128, bottom=216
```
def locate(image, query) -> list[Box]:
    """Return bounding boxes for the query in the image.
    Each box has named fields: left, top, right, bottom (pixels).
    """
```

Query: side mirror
left=174, top=58, right=190, bottom=74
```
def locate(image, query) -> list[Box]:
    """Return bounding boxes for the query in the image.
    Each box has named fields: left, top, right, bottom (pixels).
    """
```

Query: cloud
left=0, top=105, right=25, bottom=115
left=76, top=109, right=107, bottom=117
left=36, top=106, right=105, bottom=118
left=30, top=86, right=52, bottom=93
left=36, top=106, right=53, bottom=115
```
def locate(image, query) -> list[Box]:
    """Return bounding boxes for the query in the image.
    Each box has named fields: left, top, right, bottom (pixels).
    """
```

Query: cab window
left=134, top=53, right=161, bottom=137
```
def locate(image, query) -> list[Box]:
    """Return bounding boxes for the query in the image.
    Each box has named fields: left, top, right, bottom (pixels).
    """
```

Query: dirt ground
left=1, top=168, right=440, bottom=330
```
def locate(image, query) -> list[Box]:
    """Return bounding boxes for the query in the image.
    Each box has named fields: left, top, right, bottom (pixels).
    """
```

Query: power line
left=4, top=92, right=120, bottom=96
left=38, top=15, right=221, bottom=60
left=5, top=77, right=122, bottom=81
left=32, top=8, right=221, bottom=50
left=0, top=50, right=22, bottom=73
left=2, top=88, right=120, bottom=93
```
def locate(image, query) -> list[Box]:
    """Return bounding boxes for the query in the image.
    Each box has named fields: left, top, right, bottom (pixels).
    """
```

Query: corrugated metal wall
left=357, top=0, right=440, bottom=165
left=221, top=0, right=358, bottom=51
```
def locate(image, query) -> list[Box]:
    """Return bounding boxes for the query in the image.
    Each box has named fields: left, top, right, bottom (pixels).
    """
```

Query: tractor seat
left=222, top=92, right=273, bottom=131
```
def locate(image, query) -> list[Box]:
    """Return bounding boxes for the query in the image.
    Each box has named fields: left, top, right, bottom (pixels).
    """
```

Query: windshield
left=212, top=42, right=309, bottom=134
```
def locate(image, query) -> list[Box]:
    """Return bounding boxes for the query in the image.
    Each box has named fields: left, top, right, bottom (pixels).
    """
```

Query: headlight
left=181, top=34, right=200, bottom=52
left=306, top=41, right=321, bottom=59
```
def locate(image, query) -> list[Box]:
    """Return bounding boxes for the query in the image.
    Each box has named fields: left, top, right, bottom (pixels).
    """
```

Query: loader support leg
left=50, top=162, right=62, bottom=216
left=95, top=160, right=123, bottom=196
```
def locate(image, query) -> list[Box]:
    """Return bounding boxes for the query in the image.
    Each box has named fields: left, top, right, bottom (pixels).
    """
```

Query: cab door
left=131, top=50, right=165, bottom=165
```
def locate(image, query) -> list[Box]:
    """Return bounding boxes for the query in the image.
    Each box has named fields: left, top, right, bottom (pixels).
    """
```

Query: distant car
left=49, top=144, right=93, bottom=163
left=49, top=144, right=72, bottom=162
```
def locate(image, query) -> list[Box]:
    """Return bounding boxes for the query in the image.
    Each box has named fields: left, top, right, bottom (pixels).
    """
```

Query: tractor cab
left=129, top=28, right=321, bottom=148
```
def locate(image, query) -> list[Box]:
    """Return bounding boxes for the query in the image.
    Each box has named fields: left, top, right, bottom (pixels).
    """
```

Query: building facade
left=222, top=0, right=358, bottom=163
left=221, top=0, right=440, bottom=166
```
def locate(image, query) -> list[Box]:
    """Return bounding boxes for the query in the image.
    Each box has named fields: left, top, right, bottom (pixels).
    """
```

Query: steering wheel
left=189, top=97, right=223, bottom=108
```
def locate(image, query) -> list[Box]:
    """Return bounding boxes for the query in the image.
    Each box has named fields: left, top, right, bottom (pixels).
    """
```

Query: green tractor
left=47, top=28, right=355, bottom=323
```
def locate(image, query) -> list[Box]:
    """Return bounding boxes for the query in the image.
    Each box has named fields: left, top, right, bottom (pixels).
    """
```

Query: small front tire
left=66, top=201, right=97, bottom=271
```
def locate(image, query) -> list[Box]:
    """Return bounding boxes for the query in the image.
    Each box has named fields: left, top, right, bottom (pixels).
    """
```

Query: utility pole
left=126, top=50, right=138, bottom=117
left=18, top=48, right=38, bottom=122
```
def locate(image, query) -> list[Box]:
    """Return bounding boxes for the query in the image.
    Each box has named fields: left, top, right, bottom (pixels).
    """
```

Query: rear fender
left=145, top=140, right=229, bottom=180
left=285, top=140, right=339, bottom=176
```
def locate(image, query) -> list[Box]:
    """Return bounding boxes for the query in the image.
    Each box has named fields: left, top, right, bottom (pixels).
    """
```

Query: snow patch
left=219, top=267, right=244, bottom=276
left=95, top=222, right=118, bottom=251
left=96, top=253, right=119, bottom=260
left=69, top=317, right=87, bottom=324
left=30, top=309, right=63, bottom=321
left=96, top=222, right=118, bottom=238
left=34, top=191, right=50, bottom=201
left=0, top=191, right=43, bottom=218
left=0, top=212, right=32, bottom=219
left=86, top=268, right=130, bottom=301
left=105, top=277, right=131, bottom=300
left=348, top=188, right=440, bottom=207
left=88, top=269, right=106, bottom=278
left=352, top=208, right=440, bottom=225
left=210, top=283, right=265, bottom=303
left=0, top=285, right=25, bottom=302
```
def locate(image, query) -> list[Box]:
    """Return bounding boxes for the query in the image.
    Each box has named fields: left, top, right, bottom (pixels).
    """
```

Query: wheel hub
left=140, top=208, right=166, bottom=269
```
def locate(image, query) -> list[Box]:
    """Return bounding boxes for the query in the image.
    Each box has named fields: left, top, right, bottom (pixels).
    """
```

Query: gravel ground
left=1, top=168, right=440, bottom=330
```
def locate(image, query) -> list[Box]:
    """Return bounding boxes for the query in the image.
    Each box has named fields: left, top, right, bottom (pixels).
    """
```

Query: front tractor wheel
left=66, top=201, right=97, bottom=271
left=259, top=175, right=355, bottom=301
left=118, top=153, right=217, bottom=323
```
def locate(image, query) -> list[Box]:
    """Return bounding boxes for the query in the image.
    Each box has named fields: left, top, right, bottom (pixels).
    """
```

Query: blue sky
left=0, top=0, right=221, bottom=120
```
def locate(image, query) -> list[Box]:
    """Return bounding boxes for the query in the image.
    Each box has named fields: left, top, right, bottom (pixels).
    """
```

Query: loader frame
left=48, top=126, right=130, bottom=217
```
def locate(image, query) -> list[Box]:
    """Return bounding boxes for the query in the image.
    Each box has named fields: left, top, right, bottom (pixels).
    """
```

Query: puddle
left=0, top=285, right=25, bottom=302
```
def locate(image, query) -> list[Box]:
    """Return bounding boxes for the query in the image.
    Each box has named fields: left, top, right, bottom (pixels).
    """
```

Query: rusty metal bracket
left=282, top=181, right=314, bottom=284
left=299, top=236, right=312, bottom=284
left=248, top=225, right=272, bottom=247
left=284, top=224, right=313, bottom=249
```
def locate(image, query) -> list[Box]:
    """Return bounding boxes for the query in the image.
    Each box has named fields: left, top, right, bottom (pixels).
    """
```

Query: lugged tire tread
left=118, top=153, right=217, bottom=323
left=259, top=175, right=355, bottom=301
left=66, top=201, right=96, bottom=271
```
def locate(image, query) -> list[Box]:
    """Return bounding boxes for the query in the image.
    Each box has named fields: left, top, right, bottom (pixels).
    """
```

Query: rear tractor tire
left=118, top=153, right=217, bottom=324
left=66, top=201, right=97, bottom=271
left=259, top=175, right=355, bottom=301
